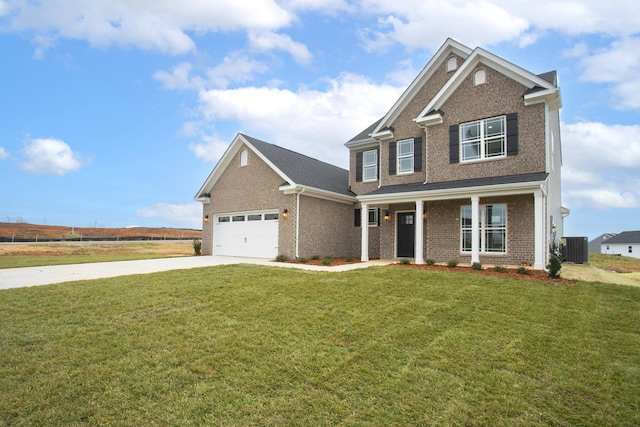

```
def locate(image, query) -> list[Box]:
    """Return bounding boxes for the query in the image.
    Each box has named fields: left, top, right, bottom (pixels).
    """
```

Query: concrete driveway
left=0, top=256, right=392, bottom=290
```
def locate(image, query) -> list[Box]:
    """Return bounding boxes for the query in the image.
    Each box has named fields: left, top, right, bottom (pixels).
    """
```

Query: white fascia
left=357, top=180, right=548, bottom=205
left=524, top=88, right=562, bottom=111
left=279, top=184, right=356, bottom=205
left=344, top=137, right=379, bottom=150
left=370, top=129, right=394, bottom=141
left=415, top=111, right=443, bottom=128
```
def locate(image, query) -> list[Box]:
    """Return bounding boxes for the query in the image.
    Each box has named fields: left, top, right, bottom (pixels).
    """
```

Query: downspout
left=295, top=188, right=305, bottom=258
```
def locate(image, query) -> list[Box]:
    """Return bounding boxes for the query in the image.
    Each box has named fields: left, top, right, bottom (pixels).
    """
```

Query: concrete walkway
left=0, top=256, right=393, bottom=290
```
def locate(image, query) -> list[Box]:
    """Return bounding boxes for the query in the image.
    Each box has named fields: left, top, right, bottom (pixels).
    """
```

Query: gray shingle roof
left=602, top=231, right=640, bottom=244
left=347, top=118, right=383, bottom=143
left=364, top=172, right=549, bottom=196
left=240, top=134, right=353, bottom=197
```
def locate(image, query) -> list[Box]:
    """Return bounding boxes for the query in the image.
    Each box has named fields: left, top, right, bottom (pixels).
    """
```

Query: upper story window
left=474, top=69, right=486, bottom=85
left=363, top=149, right=378, bottom=181
left=397, top=139, right=414, bottom=174
left=240, top=149, right=248, bottom=166
left=446, top=56, right=458, bottom=72
left=460, top=115, right=506, bottom=162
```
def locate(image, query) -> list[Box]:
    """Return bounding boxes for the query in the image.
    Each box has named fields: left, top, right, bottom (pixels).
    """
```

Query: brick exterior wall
left=426, top=66, right=546, bottom=182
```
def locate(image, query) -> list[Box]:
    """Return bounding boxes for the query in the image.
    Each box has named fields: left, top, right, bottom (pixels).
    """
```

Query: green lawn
left=1, top=265, right=639, bottom=426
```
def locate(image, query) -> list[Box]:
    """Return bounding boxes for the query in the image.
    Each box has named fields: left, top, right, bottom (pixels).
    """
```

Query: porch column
left=471, top=195, right=480, bottom=264
left=415, top=200, right=424, bottom=264
left=534, top=190, right=545, bottom=269
left=360, top=203, right=369, bottom=262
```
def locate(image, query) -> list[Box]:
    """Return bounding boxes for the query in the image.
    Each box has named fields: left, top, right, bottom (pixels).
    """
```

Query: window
left=461, top=204, right=507, bottom=253
left=354, top=208, right=379, bottom=227
left=218, top=216, right=230, bottom=223
left=447, top=56, right=457, bottom=72
left=460, top=116, right=506, bottom=162
left=629, top=246, right=633, bottom=254
left=232, top=215, right=245, bottom=222
left=264, top=213, right=279, bottom=220
left=397, top=139, right=414, bottom=174
left=474, top=69, right=486, bottom=85
left=240, top=149, right=248, bottom=166
left=363, top=149, right=378, bottom=181
left=247, top=214, right=262, bottom=221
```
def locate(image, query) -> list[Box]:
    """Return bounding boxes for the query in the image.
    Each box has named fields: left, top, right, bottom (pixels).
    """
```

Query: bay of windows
left=460, top=116, right=506, bottom=162
left=461, top=204, right=507, bottom=253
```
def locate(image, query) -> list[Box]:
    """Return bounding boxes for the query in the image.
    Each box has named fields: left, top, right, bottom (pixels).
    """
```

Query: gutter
left=295, top=188, right=305, bottom=258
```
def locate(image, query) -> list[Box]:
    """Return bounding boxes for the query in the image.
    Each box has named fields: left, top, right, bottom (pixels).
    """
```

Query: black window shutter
left=414, top=137, right=422, bottom=172
left=377, top=208, right=381, bottom=226
left=376, top=148, right=380, bottom=178
left=389, top=141, right=397, bottom=175
left=354, top=209, right=361, bottom=227
left=449, top=125, right=459, bottom=163
left=355, top=152, right=363, bottom=182
left=506, top=113, right=518, bottom=156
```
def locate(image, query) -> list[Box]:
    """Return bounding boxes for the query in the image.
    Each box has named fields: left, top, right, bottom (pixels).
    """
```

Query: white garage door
left=213, top=211, right=279, bottom=258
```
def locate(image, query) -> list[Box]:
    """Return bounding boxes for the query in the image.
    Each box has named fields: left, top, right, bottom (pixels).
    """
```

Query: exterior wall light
left=283, top=209, right=289, bottom=219
left=423, top=212, right=428, bottom=220
left=204, top=215, right=209, bottom=223
left=384, top=211, right=390, bottom=221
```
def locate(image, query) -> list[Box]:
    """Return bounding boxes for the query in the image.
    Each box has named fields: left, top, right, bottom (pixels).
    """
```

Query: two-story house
left=195, top=38, right=566, bottom=269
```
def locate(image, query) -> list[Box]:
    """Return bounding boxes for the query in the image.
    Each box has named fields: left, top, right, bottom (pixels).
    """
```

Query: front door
left=397, top=212, right=415, bottom=258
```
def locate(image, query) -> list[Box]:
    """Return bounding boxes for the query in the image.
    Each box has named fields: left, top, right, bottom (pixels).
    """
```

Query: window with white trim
left=397, top=139, right=414, bottom=174
left=447, top=56, right=457, bottom=72
left=363, top=149, right=378, bottom=181
left=460, top=115, right=506, bottom=162
left=368, top=208, right=379, bottom=226
left=461, top=204, right=507, bottom=253
left=240, top=149, right=248, bottom=166
left=474, top=69, right=486, bottom=85
left=354, top=208, right=379, bottom=227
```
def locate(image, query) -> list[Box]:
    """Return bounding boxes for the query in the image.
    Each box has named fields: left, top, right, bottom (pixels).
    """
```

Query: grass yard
left=1, top=265, right=639, bottom=426
left=0, top=242, right=194, bottom=269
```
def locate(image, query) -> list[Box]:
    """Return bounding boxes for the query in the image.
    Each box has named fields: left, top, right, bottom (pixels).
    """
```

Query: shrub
left=447, top=260, right=458, bottom=268
left=311, top=255, right=321, bottom=260
left=345, top=256, right=354, bottom=263
left=192, top=239, right=202, bottom=255
left=322, top=256, right=332, bottom=265
left=275, top=254, right=288, bottom=262
left=471, top=262, right=482, bottom=270
left=493, top=265, right=507, bottom=273
left=400, top=258, right=411, bottom=265
left=547, top=240, right=562, bottom=278
left=425, top=259, right=436, bottom=266
left=297, top=257, right=308, bottom=263
left=517, top=266, right=530, bottom=275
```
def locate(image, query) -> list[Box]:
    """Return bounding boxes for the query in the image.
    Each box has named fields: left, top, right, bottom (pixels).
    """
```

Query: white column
left=415, top=200, right=424, bottom=264
left=360, top=203, right=369, bottom=262
left=534, top=190, right=545, bottom=269
left=471, top=195, right=480, bottom=264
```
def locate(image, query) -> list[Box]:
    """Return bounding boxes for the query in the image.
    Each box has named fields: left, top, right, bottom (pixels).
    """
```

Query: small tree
left=192, top=239, right=202, bottom=255
left=547, top=240, right=562, bottom=278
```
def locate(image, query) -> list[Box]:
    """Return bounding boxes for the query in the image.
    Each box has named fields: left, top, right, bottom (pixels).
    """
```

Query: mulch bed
left=285, top=257, right=574, bottom=284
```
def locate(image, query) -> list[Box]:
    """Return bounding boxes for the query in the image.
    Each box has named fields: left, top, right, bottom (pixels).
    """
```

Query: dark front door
left=397, top=212, right=415, bottom=258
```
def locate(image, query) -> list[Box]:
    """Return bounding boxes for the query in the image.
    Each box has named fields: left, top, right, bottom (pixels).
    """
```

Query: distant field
left=0, top=222, right=201, bottom=242
left=0, top=241, right=195, bottom=269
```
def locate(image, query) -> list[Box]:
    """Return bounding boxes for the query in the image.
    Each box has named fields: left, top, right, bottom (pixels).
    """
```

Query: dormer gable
left=414, top=47, right=562, bottom=128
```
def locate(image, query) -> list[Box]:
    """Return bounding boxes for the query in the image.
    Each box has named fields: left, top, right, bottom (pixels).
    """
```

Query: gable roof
left=195, top=133, right=354, bottom=203
left=602, top=231, right=640, bottom=244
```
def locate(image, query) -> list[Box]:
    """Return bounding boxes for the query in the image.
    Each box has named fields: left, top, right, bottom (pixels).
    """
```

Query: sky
left=0, top=0, right=638, bottom=240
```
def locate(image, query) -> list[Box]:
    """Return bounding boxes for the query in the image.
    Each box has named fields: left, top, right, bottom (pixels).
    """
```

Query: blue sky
left=0, top=0, right=638, bottom=240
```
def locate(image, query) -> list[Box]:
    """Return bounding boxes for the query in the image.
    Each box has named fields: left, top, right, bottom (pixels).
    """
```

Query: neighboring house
left=195, top=38, right=567, bottom=269
left=600, top=231, right=640, bottom=259
left=589, top=233, right=616, bottom=253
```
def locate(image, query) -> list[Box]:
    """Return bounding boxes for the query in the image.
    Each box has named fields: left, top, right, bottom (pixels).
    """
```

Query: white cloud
left=153, top=62, right=196, bottom=90
left=578, top=37, right=640, bottom=109
left=189, top=134, right=230, bottom=163
left=248, top=31, right=312, bottom=64
left=136, top=202, right=202, bottom=228
left=195, top=73, right=403, bottom=167
left=357, top=0, right=640, bottom=51
left=205, top=53, right=269, bottom=88
left=0, top=147, right=9, bottom=159
left=562, top=121, right=640, bottom=210
left=4, top=0, right=294, bottom=55
left=19, top=138, right=90, bottom=175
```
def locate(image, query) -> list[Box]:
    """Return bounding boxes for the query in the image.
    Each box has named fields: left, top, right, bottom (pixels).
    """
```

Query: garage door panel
left=213, top=212, right=278, bottom=258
